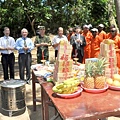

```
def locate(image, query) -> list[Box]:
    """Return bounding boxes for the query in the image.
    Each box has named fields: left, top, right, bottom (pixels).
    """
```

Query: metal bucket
left=0, top=79, right=26, bottom=116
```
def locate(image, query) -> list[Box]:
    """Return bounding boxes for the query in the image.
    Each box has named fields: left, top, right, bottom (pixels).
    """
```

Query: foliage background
left=0, top=0, right=117, bottom=38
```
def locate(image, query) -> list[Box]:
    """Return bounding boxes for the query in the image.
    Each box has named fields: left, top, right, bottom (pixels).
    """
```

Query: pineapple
left=84, top=61, right=95, bottom=89
left=94, top=58, right=108, bottom=89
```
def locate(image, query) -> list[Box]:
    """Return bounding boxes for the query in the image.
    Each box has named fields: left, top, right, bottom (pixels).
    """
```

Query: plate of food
left=81, top=84, right=109, bottom=93
left=56, top=87, right=83, bottom=99
left=109, top=85, right=120, bottom=91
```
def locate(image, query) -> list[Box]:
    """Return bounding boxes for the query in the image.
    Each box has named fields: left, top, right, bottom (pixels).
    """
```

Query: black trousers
left=18, top=53, right=32, bottom=80
left=55, top=50, right=58, bottom=58
left=77, top=49, right=83, bottom=63
left=1, top=53, right=15, bottom=80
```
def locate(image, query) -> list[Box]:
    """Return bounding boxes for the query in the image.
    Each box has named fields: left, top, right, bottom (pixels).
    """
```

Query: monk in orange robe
left=106, top=24, right=116, bottom=39
left=82, top=25, right=92, bottom=63
left=90, top=28, right=102, bottom=58
left=109, top=28, right=120, bottom=74
left=98, top=24, right=107, bottom=42
left=67, top=27, right=75, bottom=41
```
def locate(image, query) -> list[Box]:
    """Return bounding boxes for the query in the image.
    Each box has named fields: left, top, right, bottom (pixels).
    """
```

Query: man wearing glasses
left=108, top=28, right=120, bottom=74
left=34, top=26, right=51, bottom=63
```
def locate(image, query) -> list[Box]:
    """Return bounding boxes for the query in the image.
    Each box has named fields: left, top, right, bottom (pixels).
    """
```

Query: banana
left=63, top=87, right=78, bottom=94
left=52, top=77, right=80, bottom=94
left=52, top=86, right=63, bottom=93
left=56, top=82, right=64, bottom=89
left=63, top=77, right=78, bottom=84
left=61, top=84, right=72, bottom=91
left=63, top=80, right=80, bottom=85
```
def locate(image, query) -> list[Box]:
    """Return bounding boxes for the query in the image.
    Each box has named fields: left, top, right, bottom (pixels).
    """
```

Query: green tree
left=0, top=0, right=118, bottom=37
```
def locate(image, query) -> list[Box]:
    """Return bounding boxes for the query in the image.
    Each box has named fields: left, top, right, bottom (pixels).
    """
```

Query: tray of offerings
left=81, top=84, right=109, bottom=93
left=56, top=87, right=83, bottom=99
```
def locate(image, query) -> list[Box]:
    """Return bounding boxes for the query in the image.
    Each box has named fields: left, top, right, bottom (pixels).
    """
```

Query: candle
left=42, top=50, right=44, bottom=60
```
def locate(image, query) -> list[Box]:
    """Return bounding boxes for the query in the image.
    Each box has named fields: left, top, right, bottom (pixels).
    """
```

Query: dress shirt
left=52, top=35, right=68, bottom=50
left=75, top=33, right=83, bottom=48
left=15, top=37, right=34, bottom=54
left=0, top=36, right=15, bottom=54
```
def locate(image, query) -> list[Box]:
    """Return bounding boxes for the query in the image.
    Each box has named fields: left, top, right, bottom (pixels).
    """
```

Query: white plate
left=56, top=87, right=83, bottom=99
left=109, top=85, right=120, bottom=91
left=81, top=84, right=109, bottom=93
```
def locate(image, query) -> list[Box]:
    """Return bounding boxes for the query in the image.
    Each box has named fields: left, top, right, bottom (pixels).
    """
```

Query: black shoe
left=26, top=79, right=31, bottom=85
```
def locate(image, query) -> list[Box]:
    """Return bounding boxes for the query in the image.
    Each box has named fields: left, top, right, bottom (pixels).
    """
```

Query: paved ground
left=0, top=36, right=119, bottom=120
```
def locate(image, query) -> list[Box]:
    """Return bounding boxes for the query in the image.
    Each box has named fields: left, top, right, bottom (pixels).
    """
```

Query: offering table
left=38, top=81, right=120, bottom=120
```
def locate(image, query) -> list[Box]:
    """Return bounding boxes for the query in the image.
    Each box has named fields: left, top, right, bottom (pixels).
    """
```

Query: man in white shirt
left=52, top=27, right=68, bottom=59
left=15, top=28, right=34, bottom=83
left=0, top=27, right=15, bottom=80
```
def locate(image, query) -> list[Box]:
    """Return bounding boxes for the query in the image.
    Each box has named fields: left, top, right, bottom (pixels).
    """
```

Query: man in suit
left=70, top=26, right=86, bottom=63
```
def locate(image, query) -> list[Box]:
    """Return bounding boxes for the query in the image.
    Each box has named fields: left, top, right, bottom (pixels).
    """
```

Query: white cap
left=83, top=25, right=89, bottom=29
left=91, top=28, right=98, bottom=32
left=98, top=24, right=104, bottom=28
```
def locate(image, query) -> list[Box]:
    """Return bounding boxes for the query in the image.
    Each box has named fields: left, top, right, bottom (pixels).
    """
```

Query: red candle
left=42, top=50, right=44, bottom=60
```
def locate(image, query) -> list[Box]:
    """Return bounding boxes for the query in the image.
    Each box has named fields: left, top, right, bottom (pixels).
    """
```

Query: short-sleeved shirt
left=52, top=35, right=68, bottom=50
left=0, top=36, right=15, bottom=54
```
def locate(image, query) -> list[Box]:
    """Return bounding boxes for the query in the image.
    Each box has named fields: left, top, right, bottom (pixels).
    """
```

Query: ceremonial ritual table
left=32, top=70, right=42, bottom=111
left=38, top=81, right=120, bottom=120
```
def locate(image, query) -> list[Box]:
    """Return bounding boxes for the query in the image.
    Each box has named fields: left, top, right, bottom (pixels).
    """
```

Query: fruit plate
left=109, top=85, right=120, bottom=91
left=56, top=87, right=83, bottom=99
left=81, top=84, right=109, bottom=93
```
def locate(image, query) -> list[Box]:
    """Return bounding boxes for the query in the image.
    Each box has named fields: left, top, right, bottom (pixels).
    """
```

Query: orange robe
left=90, top=35, right=102, bottom=58
left=109, top=35, right=120, bottom=74
left=98, top=30, right=107, bottom=42
left=67, top=32, right=74, bottom=41
left=82, top=31, right=92, bottom=63
left=106, top=32, right=112, bottom=39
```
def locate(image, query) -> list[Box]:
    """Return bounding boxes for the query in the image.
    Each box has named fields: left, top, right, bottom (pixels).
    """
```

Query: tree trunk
left=114, top=0, right=120, bottom=32
left=108, top=0, right=119, bottom=32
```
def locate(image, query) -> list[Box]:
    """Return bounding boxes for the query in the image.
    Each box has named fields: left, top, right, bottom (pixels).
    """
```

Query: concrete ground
left=0, top=38, right=119, bottom=120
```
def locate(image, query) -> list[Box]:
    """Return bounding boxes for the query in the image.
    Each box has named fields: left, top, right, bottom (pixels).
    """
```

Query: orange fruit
left=106, top=78, right=113, bottom=85
left=112, top=80, right=120, bottom=87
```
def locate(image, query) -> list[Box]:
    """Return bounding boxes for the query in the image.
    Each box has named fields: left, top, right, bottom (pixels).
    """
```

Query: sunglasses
left=40, top=28, right=45, bottom=30
left=110, top=30, right=115, bottom=33
left=91, top=31, right=97, bottom=33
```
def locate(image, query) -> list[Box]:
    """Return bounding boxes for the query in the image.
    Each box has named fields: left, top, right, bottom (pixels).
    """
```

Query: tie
left=24, top=38, right=27, bottom=54
left=6, top=37, right=10, bottom=54
left=6, top=37, right=9, bottom=47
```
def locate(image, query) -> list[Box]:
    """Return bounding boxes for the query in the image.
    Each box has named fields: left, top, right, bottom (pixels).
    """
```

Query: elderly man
left=0, top=27, right=15, bottom=80
left=34, top=26, right=51, bottom=63
left=15, top=28, right=34, bottom=83
left=52, top=27, right=68, bottom=59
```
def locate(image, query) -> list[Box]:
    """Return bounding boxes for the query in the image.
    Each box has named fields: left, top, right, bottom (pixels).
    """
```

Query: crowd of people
left=66, top=24, right=120, bottom=74
left=0, top=23, right=120, bottom=82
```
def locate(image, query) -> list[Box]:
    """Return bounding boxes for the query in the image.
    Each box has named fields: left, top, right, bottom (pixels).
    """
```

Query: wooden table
left=32, top=70, right=42, bottom=111
left=39, top=81, right=120, bottom=120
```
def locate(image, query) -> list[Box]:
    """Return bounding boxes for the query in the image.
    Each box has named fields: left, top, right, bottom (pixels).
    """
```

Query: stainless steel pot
left=0, top=79, right=26, bottom=116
